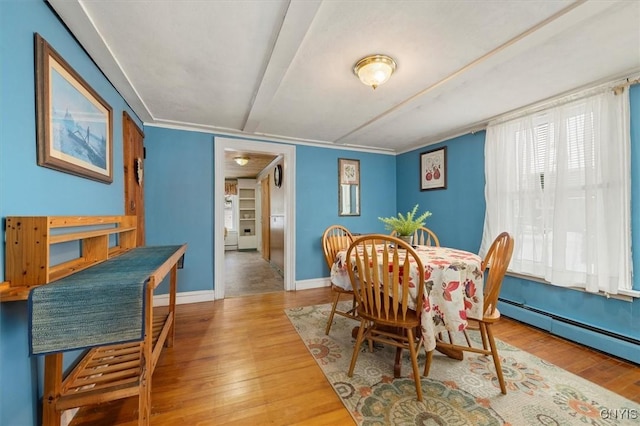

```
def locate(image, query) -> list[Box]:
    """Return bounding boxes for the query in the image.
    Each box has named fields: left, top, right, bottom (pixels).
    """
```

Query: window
left=482, top=88, right=631, bottom=295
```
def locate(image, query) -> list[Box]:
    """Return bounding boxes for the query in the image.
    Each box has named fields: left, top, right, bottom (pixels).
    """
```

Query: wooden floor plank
left=69, top=287, right=640, bottom=425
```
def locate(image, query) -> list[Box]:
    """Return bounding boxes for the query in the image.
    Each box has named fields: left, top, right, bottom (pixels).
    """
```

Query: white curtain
left=481, top=89, right=631, bottom=294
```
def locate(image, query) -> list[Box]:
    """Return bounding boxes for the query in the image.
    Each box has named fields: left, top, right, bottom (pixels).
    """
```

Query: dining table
left=330, top=244, right=485, bottom=376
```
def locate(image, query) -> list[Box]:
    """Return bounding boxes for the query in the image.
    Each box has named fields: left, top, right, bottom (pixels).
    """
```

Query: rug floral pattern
left=285, top=303, right=639, bottom=426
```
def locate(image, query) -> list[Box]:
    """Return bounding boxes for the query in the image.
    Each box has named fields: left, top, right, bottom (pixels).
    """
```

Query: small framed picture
left=420, top=147, right=446, bottom=191
left=339, top=158, right=359, bottom=185
left=338, top=158, right=360, bottom=216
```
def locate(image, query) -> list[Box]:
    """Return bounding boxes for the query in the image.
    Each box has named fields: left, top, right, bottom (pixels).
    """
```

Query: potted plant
left=378, top=204, right=432, bottom=245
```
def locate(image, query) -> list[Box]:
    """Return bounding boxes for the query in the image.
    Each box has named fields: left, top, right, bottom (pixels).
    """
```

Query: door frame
left=214, top=137, right=296, bottom=299
left=122, top=111, right=145, bottom=246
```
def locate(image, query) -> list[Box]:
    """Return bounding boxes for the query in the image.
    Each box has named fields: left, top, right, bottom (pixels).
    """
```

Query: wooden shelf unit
left=2, top=215, right=187, bottom=426
left=3, top=215, right=137, bottom=301
left=237, top=179, right=257, bottom=250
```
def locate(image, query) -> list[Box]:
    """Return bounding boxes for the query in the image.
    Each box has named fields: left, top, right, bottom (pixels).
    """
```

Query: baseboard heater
left=498, top=298, right=640, bottom=346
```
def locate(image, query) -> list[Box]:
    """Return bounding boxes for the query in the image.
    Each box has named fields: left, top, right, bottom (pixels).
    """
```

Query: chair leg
left=406, top=327, right=423, bottom=402
left=479, top=323, right=489, bottom=350
left=423, top=349, right=434, bottom=376
left=485, top=323, right=507, bottom=394
left=367, top=322, right=375, bottom=352
left=350, top=294, right=357, bottom=316
left=348, top=319, right=367, bottom=377
left=325, top=290, right=342, bottom=335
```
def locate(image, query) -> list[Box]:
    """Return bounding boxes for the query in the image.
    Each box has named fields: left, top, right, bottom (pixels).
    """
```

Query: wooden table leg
left=167, top=264, right=177, bottom=348
left=43, top=353, right=62, bottom=426
left=435, top=342, right=464, bottom=360
left=138, top=286, right=153, bottom=425
left=350, top=325, right=459, bottom=378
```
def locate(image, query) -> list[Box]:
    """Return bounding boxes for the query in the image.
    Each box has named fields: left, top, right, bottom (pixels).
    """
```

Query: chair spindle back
left=390, top=227, right=439, bottom=246
left=481, top=232, right=514, bottom=317
left=347, top=234, right=424, bottom=323
left=322, top=225, right=354, bottom=271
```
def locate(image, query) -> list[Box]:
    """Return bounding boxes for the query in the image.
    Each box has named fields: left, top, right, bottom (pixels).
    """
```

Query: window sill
left=505, top=271, right=640, bottom=302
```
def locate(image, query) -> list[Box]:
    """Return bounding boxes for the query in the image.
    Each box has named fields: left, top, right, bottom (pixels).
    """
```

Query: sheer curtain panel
left=481, top=89, right=631, bottom=295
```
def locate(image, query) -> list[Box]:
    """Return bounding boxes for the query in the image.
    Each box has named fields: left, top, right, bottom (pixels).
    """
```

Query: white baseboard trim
left=153, top=290, right=216, bottom=306
left=152, top=279, right=333, bottom=305
left=295, top=277, right=330, bottom=290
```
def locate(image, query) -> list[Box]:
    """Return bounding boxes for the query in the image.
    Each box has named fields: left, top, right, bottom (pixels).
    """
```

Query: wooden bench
left=1, top=216, right=187, bottom=426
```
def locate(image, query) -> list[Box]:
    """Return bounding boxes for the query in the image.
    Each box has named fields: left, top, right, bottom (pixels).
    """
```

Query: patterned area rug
left=285, top=302, right=639, bottom=426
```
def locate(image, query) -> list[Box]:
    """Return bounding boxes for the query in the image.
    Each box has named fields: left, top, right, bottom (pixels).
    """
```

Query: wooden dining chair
left=322, top=225, right=358, bottom=335
left=391, top=226, right=440, bottom=246
left=424, top=231, right=514, bottom=394
left=346, top=234, right=425, bottom=401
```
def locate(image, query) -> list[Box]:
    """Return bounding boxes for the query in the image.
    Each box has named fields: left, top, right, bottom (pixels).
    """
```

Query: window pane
left=483, top=89, right=631, bottom=294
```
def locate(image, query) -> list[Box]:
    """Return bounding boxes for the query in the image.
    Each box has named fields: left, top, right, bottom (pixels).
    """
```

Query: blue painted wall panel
left=295, top=146, right=396, bottom=280
left=144, top=127, right=215, bottom=295
left=1, top=1, right=143, bottom=424
left=396, top=132, right=486, bottom=253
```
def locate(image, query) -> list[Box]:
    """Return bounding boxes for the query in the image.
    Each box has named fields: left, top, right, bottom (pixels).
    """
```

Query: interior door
left=261, top=175, right=270, bottom=261
left=123, top=111, right=145, bottom=246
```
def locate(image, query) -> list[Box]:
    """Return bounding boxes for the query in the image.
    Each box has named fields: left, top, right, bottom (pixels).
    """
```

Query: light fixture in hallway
left=234, top=156, right=249, bottom=166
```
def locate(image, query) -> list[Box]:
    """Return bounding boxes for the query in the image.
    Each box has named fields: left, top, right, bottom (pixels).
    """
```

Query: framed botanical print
left=338, top=158, right=360, bottom=216
left=420, top=147, right=446, bottom=191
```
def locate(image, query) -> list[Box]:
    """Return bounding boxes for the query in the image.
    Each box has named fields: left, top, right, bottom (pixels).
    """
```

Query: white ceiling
left=48, top=0, right=640, bottom=154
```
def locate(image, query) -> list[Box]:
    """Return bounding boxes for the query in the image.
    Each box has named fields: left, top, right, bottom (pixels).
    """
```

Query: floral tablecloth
left=330, top=245, right=484, bottom=352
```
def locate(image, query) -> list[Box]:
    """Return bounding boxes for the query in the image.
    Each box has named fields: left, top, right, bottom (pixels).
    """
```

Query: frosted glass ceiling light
left=353, top=54, right=397, bottom=89
left=234, top=156, right=249, bottom=166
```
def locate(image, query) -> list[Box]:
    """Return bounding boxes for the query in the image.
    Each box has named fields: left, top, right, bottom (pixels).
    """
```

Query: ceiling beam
left=334, top=0, right=592, bottom=145
left=243, top=0, right=323, bottom=133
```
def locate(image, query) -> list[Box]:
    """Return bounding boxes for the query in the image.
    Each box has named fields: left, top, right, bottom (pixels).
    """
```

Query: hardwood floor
left=69, top=288, right=639, bottom=425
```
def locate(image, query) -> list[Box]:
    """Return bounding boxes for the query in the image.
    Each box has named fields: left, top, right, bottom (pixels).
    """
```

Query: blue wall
left=294, top=146, right=396, bottom=280
left=0, top=1, right=143, bottom=424
left=396, top=132, right=486, bottom=253
left=396, top=88, right=640, bottom=363
left=144, top=127, right=215, bottom=294
left=141, top=129, right=397, bottom=287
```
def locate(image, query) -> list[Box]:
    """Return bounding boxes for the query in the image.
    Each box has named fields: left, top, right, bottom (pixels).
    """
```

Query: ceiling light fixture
left=353, top=54, right=397, bottom=89
left=234, top=156, right=249, bottom=166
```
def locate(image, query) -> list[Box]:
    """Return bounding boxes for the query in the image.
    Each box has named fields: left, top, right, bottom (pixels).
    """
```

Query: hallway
left=224, top=250, right=284, bottom=297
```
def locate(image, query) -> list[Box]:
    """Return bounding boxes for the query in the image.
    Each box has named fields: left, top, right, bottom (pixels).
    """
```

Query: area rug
left=285, top=302, right=639, bottom=425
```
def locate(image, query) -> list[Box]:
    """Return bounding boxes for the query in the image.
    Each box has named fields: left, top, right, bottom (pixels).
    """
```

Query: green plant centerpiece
left=378, top=204, right=432, bottom=244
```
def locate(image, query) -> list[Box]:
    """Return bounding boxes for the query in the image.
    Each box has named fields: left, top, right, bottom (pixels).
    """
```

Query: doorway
left=214, top=137, right=296, bottom=299
left=123, top=111, right=145, bottom=245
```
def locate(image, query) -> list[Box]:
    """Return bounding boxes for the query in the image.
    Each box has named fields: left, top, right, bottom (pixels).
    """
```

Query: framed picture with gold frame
left=35, top=33, right=113, bottom=183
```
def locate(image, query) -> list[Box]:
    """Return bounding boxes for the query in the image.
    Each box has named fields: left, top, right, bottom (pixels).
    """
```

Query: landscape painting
left=35, top=33, right=113, bottom=183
